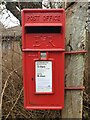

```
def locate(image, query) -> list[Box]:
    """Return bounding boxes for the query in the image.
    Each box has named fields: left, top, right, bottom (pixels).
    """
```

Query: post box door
left=23, top=51, right=64, bottom=109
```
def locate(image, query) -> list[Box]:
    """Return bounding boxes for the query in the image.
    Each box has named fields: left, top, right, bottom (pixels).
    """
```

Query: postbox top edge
left=22, top=8, right=65, bottom=13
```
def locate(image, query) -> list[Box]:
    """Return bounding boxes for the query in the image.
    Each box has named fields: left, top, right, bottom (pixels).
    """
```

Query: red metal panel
left=22, top=9, right=65, bottom=110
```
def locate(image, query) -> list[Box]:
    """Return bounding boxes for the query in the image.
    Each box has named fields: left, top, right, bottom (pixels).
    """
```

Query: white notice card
left=35, top=61, right=52, bottom=93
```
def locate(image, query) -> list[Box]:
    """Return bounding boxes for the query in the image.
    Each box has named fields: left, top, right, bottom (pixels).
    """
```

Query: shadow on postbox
left=22, top=9, right=65, bottom=110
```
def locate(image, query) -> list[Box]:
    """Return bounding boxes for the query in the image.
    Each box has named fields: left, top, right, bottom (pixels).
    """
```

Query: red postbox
left=22, top=9, right=65, bottom=110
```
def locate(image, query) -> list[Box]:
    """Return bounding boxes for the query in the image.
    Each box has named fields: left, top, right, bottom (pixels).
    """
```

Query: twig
left=83, top=105, right=90, bottom=110
left=0, top=66, right=22, bottom=107
left=2, top=64, right=22, bottom=80
left=5, top=87, right=23, bottom=120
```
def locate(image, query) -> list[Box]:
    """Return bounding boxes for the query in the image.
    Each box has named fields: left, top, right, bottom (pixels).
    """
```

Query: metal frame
left=65, top=50, right=87, bottom=91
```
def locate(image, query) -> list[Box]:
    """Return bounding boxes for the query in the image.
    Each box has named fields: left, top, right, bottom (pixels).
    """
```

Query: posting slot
left=25, top=26, right=62, bottom=33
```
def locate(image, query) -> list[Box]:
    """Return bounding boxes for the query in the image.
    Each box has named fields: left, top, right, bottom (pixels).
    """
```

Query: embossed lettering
left=33, top=35, right=55, bottom=47
left=27, top=15, right=40, bottom=22
left=26, top=14, right=61, bottom=23
left=33, top=36, right=40, bottom=47
left=43, top=15, right=60, bottom=22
